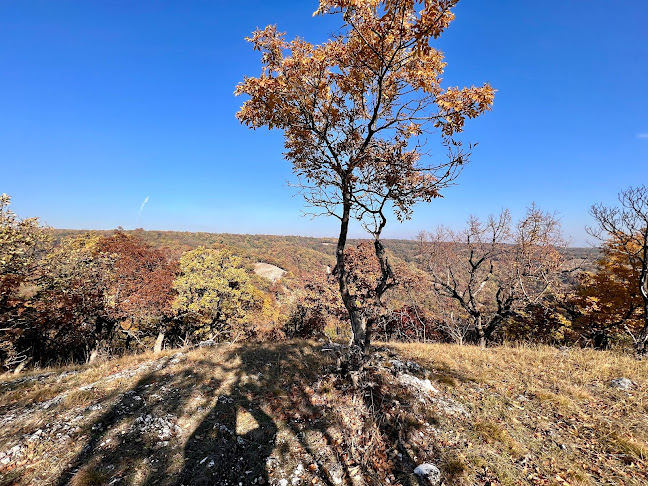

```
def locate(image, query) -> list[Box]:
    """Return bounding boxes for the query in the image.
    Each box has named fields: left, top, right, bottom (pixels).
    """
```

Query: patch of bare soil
left=253, top=263, right=287, bottom=283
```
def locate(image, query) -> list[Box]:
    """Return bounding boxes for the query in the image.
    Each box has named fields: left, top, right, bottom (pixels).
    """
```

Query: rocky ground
left=0, top=341, right=646, bottom=485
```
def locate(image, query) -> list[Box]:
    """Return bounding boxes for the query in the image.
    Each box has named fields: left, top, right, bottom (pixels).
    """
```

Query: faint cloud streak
left=638, top=133, right=648, bottom=139
left=138, top=196, right=149, bottom=218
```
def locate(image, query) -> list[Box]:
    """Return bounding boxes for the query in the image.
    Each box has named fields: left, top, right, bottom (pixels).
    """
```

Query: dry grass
left=392, top=342, right=648, bottom=485
left=0, top=341, right=646, bottom=485
left=69, top=468, right=110, bottom=486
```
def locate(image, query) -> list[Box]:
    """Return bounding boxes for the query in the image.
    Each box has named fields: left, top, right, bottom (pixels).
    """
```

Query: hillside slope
left=50, top=229, right=599, bottom=280
left=0, top=342, right=645, bottom=485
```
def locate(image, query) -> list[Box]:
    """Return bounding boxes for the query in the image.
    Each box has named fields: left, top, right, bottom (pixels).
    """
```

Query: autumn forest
left=2, top=186, right=647, bottom=372
left=2, top=0, right=647, bottom=370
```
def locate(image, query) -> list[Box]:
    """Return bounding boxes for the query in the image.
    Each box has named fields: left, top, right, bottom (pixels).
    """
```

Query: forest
left=1, top=189, right=647, bottom=372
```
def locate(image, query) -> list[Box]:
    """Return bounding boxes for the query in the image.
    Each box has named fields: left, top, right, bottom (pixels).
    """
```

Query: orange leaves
left=245, top=25, right=288, bottom=67
left=573, top=236, right=645, bottom=337
left=435, top=84, right=496, bottom=136
left=314, top=0, right=458, bottom=46
left=236, top=0, right=495, bottom=181
left=238, top=2, right=494, bottom=343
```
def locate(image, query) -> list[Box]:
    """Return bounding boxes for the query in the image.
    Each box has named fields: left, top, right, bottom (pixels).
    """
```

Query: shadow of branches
left=51, top=342, right=460, bottom=486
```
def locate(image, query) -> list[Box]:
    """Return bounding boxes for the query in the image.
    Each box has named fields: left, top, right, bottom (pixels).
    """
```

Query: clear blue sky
left=2, top=0, right=647, bottom=246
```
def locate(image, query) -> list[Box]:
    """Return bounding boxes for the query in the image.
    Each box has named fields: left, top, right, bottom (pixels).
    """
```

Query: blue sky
left=2, top=0, right=647, bottom=246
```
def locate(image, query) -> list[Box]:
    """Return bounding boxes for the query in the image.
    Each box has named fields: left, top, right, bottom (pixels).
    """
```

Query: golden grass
left=391, top=342, right=648, bottom=485
left=69, top=467, right=110, bottom=486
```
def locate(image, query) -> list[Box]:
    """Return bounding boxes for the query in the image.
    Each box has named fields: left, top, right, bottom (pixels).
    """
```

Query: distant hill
left=50, top=229, right=426, bottom=279
left=50, top=229, right=600, bottom=280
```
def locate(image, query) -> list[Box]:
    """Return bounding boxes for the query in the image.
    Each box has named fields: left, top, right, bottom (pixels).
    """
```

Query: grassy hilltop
left=0, top=341, right=645, bottom=485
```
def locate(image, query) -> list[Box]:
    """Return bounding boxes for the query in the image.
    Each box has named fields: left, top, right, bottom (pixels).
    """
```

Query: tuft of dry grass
left=69, top=468, right=110, bottom=486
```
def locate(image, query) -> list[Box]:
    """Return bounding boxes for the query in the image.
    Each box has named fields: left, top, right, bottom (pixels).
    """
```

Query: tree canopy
left=236, top=0, right=494, bottom=351
left=421, top=205, right=566, bottom=347
left=173, top=247, right=258, bottom=342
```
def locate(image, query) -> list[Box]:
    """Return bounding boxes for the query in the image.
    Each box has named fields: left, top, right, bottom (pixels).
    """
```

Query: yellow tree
left=589, top=186, right=648, bottom=355
left=236, top=0, right=494, bottom=351
left=0, top=194, right=49, bottom=310
left=172, top=247, right=259, bottom=343
left=0, top=194, right=50, bottom=370
left=573, top=237, right=643, bottom=348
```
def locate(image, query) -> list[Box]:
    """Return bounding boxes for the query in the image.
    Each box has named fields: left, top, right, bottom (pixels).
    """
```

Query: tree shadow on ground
left=175, top=343, right=338, bottom=486
left=55, top=356, right=218, bottom=486
left=176, top=379, right=277, bottom=485
left=54, top=342, right=464, bottom=485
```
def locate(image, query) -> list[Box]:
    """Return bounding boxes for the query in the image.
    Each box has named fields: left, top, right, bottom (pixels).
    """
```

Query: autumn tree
left=97, top=231, right=177, bottom=351
left=571, top=237, right=644, bottom=348
left=420, top=206, right=566, bottom=347
left=172, top=247, right=259, bottom=343
left=236, top=0, right=494, bottom=352
left=288, top=241, right=413, bottom=340
left=0, top=194, right=51, bottom=370
left=33, top=231, right=178, bottom=362
left=0, top=194, right=49, bottom=310
left=35, top=233, right=114, bottom=362
left=589, top=186, right=648, bottom=355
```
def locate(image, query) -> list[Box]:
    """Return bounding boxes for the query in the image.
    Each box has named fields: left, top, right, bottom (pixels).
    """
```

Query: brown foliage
left=237, top=0, right=494, bottom=350
left=97, top=230, right=177, bottom=332
left=572, top=235, right=645, bottom=349
left=589, top=185, right=648, bottom=355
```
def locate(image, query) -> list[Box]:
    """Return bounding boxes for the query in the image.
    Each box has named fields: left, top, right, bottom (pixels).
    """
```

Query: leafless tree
left=431, top=293, right=473, bottom=345
left=589, top=185, right=648, bottom=356
left=420, top=205, right=566, bottom=347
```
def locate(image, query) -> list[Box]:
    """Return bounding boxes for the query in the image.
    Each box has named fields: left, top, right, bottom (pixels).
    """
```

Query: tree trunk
left=637, top=327, right=648, bottom=357
left=88, top=349, right=99, bottom=364
left=636, top=300, right=648, bottom=357
left=475, top=314, right=486, bottom=349
left=154, top=332, right=165, bottom=354
left=370, top=237, right=397, bottom=349
left=13, top=358, right=30, bottom=375
left=635, top=268, right=648, bottom=356
left=335, top=195, right=367, bottom=350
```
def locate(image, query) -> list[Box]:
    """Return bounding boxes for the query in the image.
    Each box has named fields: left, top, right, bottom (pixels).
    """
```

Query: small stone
left=609, top=378, right=635, bottom=390
left=413, top=463, right=441, bottom=485
left=397, top=373, right=439, bottom=395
